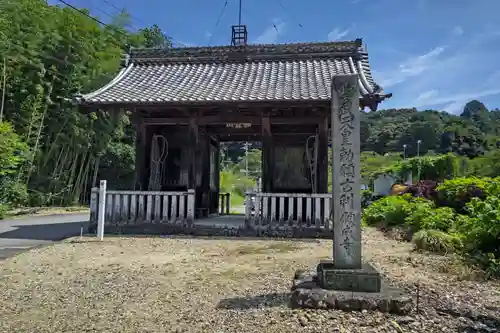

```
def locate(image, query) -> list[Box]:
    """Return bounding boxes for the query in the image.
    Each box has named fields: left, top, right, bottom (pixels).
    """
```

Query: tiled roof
left=78, top=39, right=386, bottom=106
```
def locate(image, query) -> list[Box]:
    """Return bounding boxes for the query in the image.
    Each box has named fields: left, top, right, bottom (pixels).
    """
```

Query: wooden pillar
left=214, top=139, right=221, bottom=213
left=261, top=115, right=274, bottom=192
left=134, top=119, right=148, bottom=191
left=317, top=116, right=329, bottom=193
left=201, top=132, right=210, bottom=214
left=187, top=117, right=199, bottom=190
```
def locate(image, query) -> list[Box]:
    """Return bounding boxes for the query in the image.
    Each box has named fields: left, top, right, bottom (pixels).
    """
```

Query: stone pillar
left=331, top=74, right=362, bottom=270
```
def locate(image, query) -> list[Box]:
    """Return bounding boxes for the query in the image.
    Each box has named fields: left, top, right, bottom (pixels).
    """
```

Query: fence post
left=90, top=187, right=98, bottom=222
left=97, top=180, right=107, bottom=241
left=225, top=193, right=230, bottom=215
left=245, top=191, right=254, bottom=228
left=186, top=189, right=195, bottom=226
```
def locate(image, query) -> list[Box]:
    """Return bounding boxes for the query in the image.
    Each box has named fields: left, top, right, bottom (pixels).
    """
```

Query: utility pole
left=243, top=141, right=249, bottom=178
left=238, top=0, right=242, bottom=25
left=0, top=57, right=6, bottom=123
left=417, top=140, right=422, bottom=181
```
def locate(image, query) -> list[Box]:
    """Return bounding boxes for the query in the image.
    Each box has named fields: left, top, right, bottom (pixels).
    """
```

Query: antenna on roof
left=231, top=0, right=248, bottom=46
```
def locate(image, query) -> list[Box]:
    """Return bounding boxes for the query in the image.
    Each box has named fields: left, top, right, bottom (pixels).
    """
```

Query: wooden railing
left=245, top=192, right=332, bottom=229
left=90, top=188, right=195, bottom=224
left=219, top=193, right=230, bottom=215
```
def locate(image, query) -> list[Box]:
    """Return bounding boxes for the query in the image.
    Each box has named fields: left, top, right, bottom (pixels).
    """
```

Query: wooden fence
left=245, top=192, right=333, bottom=230
left=88, top=185, right=334, bottom=238
left=90, top=188, right=195, bottom=224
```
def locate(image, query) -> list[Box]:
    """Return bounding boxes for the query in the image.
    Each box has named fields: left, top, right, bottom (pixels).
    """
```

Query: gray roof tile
left=79, top=40, right=384, bottom=105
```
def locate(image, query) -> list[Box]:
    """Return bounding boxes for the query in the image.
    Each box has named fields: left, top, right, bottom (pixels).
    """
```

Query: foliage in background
left=0, top=122, right=29, bottom=216
left=0, top=0, right=171, bottom=210
left=363, top=175, right=500, bottom=278
left=371, top=153, right=460, bottom=182
left=219, top=149, right=259, bottom=207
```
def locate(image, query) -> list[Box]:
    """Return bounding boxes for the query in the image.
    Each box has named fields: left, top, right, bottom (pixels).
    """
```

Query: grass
left=5, top=205, right=89, bottom=218
left=1, top=229, right=499, bottom=333
left=230, top=192, right=245, bottom=206
left=229, top=242, right=301, bottom=255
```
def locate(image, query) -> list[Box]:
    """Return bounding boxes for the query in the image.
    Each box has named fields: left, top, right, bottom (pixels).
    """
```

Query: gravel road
left=0, top=213, right=89, bottom=260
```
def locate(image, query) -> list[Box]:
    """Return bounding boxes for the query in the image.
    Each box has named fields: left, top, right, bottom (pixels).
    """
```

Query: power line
left=101, top=0, right=186, bottom=47
left=208, top=0, right=228, bottom=46
left=272, top=23, right=281, bottom=37
left=58, top=0, right=111, bottom=30
left=273, top=0, right=303, bottom=28
left=57, top=0, right=186, bottom=47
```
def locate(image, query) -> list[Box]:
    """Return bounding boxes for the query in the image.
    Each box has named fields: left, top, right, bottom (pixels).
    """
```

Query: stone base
left=317, top=260, right=382, bottom=293
left=290, top=269, right=413, bottom=314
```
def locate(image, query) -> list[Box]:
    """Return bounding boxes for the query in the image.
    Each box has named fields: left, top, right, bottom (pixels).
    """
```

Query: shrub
left=401, top=180, right=439, bottom=200
left=0, top=122, right=28, bottom=177
left=436, top=177, right=491, bottom=213
left=361, top=190, right=381, bottom=208
left=462, top=196, right=500, bottom=254
left=406, top=205, right=456, bottom=232
left=448, top=196, right=500, bottom=277
left=412, top=229, right=462, bottom=254
left=0, top=179, right=28, bottom=207
left=471, top=253, right=500, bottom=279
left=363, top=194, right=423, bottom=227
left=0, top=204, right=8, bottom=219
left=0, top=122, right=28, bottom=216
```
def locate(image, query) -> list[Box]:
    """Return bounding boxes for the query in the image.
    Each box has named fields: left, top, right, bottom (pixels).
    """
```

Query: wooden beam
left=79, top=99, right=330, bottom=112
left=142, top=115, right=326, bottom=126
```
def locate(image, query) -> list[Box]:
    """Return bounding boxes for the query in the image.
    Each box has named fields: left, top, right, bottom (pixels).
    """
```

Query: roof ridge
left=127, top=39, right=364, bottom=65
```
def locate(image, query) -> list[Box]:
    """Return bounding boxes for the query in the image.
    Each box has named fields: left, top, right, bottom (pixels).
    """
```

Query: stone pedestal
left=316, top=260, right=382, bottom=293
left=290, top=269, right=413, bottom=314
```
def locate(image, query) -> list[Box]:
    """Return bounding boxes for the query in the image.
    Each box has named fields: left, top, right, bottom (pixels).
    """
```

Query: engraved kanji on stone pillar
left=331, top=74, right=362, bottom=269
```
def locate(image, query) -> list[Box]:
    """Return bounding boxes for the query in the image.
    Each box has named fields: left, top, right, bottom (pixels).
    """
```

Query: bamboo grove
left=0, top=0, right=171, bottom=208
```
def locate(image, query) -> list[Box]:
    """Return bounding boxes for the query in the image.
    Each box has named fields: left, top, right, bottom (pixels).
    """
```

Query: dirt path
left=0, top=228, right=498, bottom=333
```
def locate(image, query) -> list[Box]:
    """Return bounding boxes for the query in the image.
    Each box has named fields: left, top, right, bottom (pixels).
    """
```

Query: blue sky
left=53, top=0, right=500, bottom=114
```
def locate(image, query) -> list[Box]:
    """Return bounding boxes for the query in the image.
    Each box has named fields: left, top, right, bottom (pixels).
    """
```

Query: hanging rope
left=148, top=135, right=169, bottom=191
left=305, top=135, right=318, bottom=193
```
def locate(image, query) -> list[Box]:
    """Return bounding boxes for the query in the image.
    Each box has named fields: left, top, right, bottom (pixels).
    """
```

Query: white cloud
left=416, top=90, right=439, bottom=102
left=328, top=27, right=349, bottom=41
left=442, top=101, right=465, bottom=114
left=177, top=41, right=197, bottom=47
left=254, top=19, right=286, bottom=44
left=414, top=88, right=500, bottom=113
left=452, top=26, right=464, bottom=36
left=375, top=46, right=446, bottom=87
